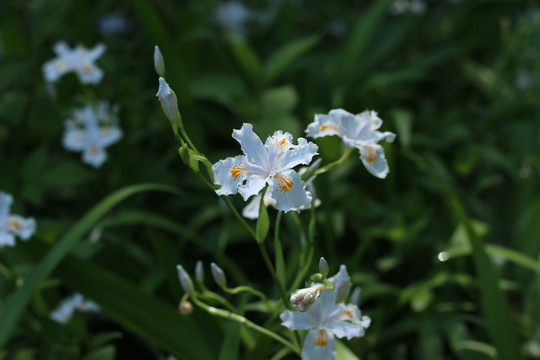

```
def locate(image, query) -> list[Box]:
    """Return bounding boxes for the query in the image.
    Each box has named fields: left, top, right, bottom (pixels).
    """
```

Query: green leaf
left=218, top=323, right=242, bottom=360
left=41, top=161, right=94, bottom=188
left=226, top=33, right=262, bottom=81
left=0, top=183, right=181, bottom=348
left=336, top=340, right=360, bottom=360
left=263, top=35, right=320, bottom=85
left=256, top=198, right=270, bottom=244
left=447, top=197, right=522, bottom=360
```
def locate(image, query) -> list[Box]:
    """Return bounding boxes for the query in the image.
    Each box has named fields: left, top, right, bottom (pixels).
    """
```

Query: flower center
left=364, top=147, right=377, bottom=163
left=314, top=329, right=328, bottom=347
left=230, top=165, right=248, bottom=180
left=54, top=60, right=66, bottom=70
left=273, top=173, right=293, bottom=192
left=82, top=64, right=92, bottom=73
left=89, top=146, right=99, bottom=155
left=320, top=123, right=338, bottom=132
left=7, top=220, right=20, bottom=229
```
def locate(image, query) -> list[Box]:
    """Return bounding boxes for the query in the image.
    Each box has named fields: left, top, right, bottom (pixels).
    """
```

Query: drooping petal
left=76, top=64, right=104, bottom=84
left=270, top=170, right=311, bottom=213
left=0, top=192, right=13, bottom=220
left=327, top=317, right=366, bottom=340
left=0, top=231, right=15, bottom=247
left=327, top=265, right=352, bottom=303
left=6, top=215, right=36, bottom=240
left=278, top=137, right=319, bottom=170
left=237, top=173, right=267, bottom=201
left=82, top=144, right=107, bottom=168
left=212, top=155, right=246, bottom=196
left=63, top=128, right=86, bottom=151
left=280, top=310, right=317, bottom=330
left=358, top=143, right=390, bottom=179
left=301, top=329, right=336, bottom=360
left=232, top=124, right=268, bottom=169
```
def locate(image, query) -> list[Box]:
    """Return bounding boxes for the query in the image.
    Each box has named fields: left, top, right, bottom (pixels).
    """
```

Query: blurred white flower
left=98, top=13, right=130, bottom=35
left=214, top=1, right=252, bottom=34
left=306, top=109, right=395, bottom=179
left=0, top=192, right=36, bottom=247
left=281, top=265, right=371, bottom=360
left=63, top=102, right=122, bottom=168
left=212, top=124, right=318, bottom=213
left=42, top=41, right=105, bottom=84
left=389, top=0, right=426, bottom=15
left=50, top=293, right=100, bottom=324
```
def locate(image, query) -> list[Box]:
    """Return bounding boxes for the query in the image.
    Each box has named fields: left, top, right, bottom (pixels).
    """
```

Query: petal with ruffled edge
left=238, top=172, right=267, bottom=201
left=0, top=231, right=15, bottom=247
left=327, top=265, right=352, bottom=303
left=232, top=124, right=268, bottom=170
left=0, top=192, right=13, bottom=221
left=63, top=128, right=86, bottom=152
left=213, top=155, right=246, bottom=196
left=302, top=329, right=336, bottom=360
left=270, top=170, right=311, bottom=213
left=98, top=127, right=123, bottom=147
left=6, top=215, right=36, bottom=240
left=358, top=143, right=390, bottom=179
left=82, top=144, right=107, bottom=168
left=306, top=111, right=343, bottom=139
left=278, top=137, right=319, bottom=170
left=326, top=304, right=369, bottom=340
left=280, top=309, right=317, bottom=331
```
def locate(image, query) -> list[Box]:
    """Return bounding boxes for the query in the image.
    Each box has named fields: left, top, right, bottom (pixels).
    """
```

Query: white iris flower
left=280, top=265, right=371, bottom=360
left=212, top=124, right=318, bottom=213
left=306, top=109, right=396, bottom=178
left=42, top=41, right=105, bottom=84
left=0, top=192, right=36, bottom=247
left=63, top=102, right=123, bottom=168
left=50, top=293, right=100, bottom=324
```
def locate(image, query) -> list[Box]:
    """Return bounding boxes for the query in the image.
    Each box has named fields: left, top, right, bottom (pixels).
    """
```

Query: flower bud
left=176, top=264, right=194, bottom=294
left=179, top=300, right=193, bottom=315
left=154, top=45, right=165, bottom=77
left=195, top=260, right=204, bottom=285
left=290, top=284, right=324, bottom=312
left=319, top=257, right=329, bottom=278
left=210, top=262, right=227, bottom=288
left=156, top=77, right=178, bottom=123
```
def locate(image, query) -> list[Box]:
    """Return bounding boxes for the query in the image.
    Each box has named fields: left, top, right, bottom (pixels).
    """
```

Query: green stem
left=220, top=196, right=257, bottom=239
left=176, top=112, right=200, bottom=154
left=224, top=286, right=273, bottom=310
left=200, top=291, right=237, bottom=313
left=257, top=243, right=290, bottom=310
left=314, top=147, right=353, bottom=176
left=191, top=295, right=300, bottom=354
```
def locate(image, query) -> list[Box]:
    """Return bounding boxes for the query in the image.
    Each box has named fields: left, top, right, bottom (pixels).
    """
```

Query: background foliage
left=1, top=0, right=539, bottom=359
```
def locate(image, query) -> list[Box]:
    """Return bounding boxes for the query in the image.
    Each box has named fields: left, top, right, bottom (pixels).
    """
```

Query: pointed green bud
left=210, top=262, right=227, bottom=288
left=154, top=45, right=165, bottom=77
left=156, top=77, right=178, bottom=123
left=319, top=257, right=329, bottom=278
left=176, top=264, right=194, bottom=294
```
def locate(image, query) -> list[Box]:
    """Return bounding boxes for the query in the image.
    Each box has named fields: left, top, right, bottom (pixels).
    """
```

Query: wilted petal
left=280, top=310, right=317, bottom=330
left=302, top=329, right=336, bottom=360
left=212, top=155, right=246, bottom=196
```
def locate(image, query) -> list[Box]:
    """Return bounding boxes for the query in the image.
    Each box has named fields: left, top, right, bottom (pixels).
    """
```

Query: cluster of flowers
left=42, top=42, right=122, bottom=167
left=0, top=192, right=35, bottom=247
left=63, top=102, right=123, bottom=167
left=211, top=108, right=395, bottom=215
